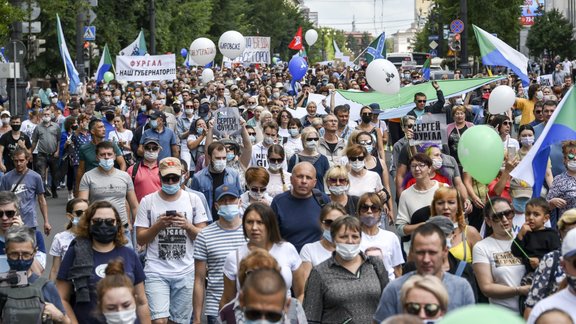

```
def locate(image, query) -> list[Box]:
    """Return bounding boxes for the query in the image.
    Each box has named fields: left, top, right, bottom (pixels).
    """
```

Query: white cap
left=562, top=228, right=576, bottom=258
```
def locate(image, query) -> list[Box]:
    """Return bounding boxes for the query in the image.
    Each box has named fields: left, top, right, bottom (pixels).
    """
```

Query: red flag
left=288, top=27, right=303, bottom=50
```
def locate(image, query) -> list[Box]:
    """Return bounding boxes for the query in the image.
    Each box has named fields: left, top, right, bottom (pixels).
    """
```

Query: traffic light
left=36, top=38, right=46, bottom=55
left=83, top=41, right=90, bottom=61
left=453, top=33, right=461, bottom=51
left=90, top=43, right=99, bottom=58
left=28, top=36, right=46, bottom=61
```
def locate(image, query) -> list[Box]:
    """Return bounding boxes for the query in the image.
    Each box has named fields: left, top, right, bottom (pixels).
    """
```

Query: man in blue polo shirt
left=138, top=111, right=179, bottom=161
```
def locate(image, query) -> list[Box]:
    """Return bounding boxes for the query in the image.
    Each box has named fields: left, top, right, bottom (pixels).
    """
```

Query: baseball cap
left=198, top=103, right=210, bottom=117
left=50, top=92, right=58, bottom=98
left=275, top=82, right=284, bottom=89
left=230, top=85, right=239, bottom=91
left=143, top=138, right=160, bottom=146
left=562, top=228, right=576, bottom=258
left=426, top=216, right=455, bottom=236
left=150, top=110, right=166, bottom=120
left=214, top=184, right=240, bottom=201
left=200, top=98, right=210, bottom=105
left=0, top=111, right=10, bottom=117
left=159, top=157, right=181, bottom=176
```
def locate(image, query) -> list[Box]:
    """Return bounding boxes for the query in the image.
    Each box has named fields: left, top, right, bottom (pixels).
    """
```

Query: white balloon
left=189, top=38, right=217, bottom=66
left=488, top=85, right=516, bottom=114
left=365, top=59, right=400, bottom=95
left=305, top=29, right=318, bottom=46
left=202, top=68, right=214, bottom=83
left=218, top=31, right=246, bottom=60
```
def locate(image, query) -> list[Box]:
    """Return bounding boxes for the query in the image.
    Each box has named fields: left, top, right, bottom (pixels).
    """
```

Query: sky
left=302, top=0, right=415, bottom=36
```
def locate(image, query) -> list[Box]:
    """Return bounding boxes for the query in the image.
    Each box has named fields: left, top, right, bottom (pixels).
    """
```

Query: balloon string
left=485, top=192, right=531, bottom=260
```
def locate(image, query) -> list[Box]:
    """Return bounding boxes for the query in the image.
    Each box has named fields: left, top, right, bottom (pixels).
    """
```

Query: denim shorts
left=145, top=273, right=194, bottom=323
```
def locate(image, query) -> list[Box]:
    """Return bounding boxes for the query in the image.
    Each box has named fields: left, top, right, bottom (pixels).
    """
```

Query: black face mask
left=71, top=124, right=79, bottom=131
left=361, top=115, right=372, bottom=124
left=90, top=222, right=118, bottom=243
left=11, top=124, right=21, bottom=132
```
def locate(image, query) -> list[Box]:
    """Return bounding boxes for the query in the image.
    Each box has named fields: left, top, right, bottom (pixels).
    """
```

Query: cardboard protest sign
left=116, top=54, right=176, bottom=81
left=409, top=113, right=447, bottom=146
left=213, top=107, right=241, bottom=137
left=537, top=74, right=553, bottom=87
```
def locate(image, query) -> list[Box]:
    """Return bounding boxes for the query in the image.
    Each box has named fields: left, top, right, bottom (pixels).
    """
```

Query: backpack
left=0, top=276, right=49, bottom=324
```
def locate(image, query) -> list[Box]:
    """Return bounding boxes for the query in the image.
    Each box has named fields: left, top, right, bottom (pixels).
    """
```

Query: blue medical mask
left=99, top=158, right=115, bottom=171
left=218, top=204, right=239, bottom=221
left=7, top=258, right=34, bottom=272
left=72, top=216, right=80, bottom=226
left=150, top=119, right=158, bottom=129
left=226, top=152, right=235, bottom=162
left=512, top=196, right=529, bottom=213
left=322, top=229, right=332, bottom=243
left=161, top=183, right=180, bottom=195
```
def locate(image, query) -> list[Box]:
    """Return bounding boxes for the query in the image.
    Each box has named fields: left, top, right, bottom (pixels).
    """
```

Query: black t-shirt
left=326, top=141, right=338, bottom=153
left=210, top=170, right=225, bottom=220
left=0, top=132, right=31, bottom=171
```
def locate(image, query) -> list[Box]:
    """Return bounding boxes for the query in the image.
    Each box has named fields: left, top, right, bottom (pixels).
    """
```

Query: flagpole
left=352, top=47, right=369, bottom=63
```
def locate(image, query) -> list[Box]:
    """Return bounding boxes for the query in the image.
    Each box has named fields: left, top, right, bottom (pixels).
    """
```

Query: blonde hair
left=430, top=187, right=465, bottom=231
left=301, top=127, right=320, bottom=145
left=558, top=209, right=576, bottom=232
left=400, top=274, right=448, bottom=312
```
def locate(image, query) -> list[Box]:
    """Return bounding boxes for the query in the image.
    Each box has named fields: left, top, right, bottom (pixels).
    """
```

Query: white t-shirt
left=135, top=190, right=208, bottom=276
left=360, top=229, right=405, bottom=280
left=49, top=230, right=76, bottom=257
left=502, top=136, right=520, bottom=155
left=239, top=191, right=273, bottom=215
left=284, top=137, right=303, bottom=162
left=108, top=129, right=134, bottom=152
left=527, top=288, right=576, bottom=324
left=267, top=170, right=292, bottom=197
left=472, top=236, right=526, bottom=312
left=348, top=170, right=383, bottom=197
left=223, top=242, right=301, bottom=292
left=299, top=240, right=332, bottom=267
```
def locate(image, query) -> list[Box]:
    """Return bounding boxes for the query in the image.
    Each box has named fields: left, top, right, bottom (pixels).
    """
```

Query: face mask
left=328, top=185, right=348, bottom=196
left=272, top=92, right=280, bottom=99
left=335, top=243, right=361, bottom=261
left=322, top=229, right=333, bottom=243
left=140, top=106, right=147, bottom=112
left=135, top=91, right=142, bottom=97
left=71, top=124, right=78, bottom=131
left=90, top=94, right=97, bottom=100
left=42, top=116, right=51, bottom=123
left=114, top=96, right=121, bottom=101
left=305, top=139, right=318, bottom=150
left=226, top=152, right=236, bottom=162
left=1, top=118, right=9, bottom=125
left=432, top=158, right=443, bottom=170
left=269, top=162, right=282, bottom=171
left=51, top=98, right=58, bottom=104
left=249, top=135, right=256, bottom=144
left=536, top=91, right=544, bottom=100
left=213, top=159, right=226, bottom=172
left=144, top=151, right=158, bottom=161
left=90, top=221, right=118, bottom=243
left=445, top=236, right=453, bottom=249
left=361, top=115, right=372, bottom=124
left=185, top=108, right=194, bottom=115
left=160, top=99, right=166, bottom=105
left=7, top=258, right=34, bottom=272
left=288, top=129, right=299, bottom=137
left=248, top=190, right=264, bottom=201
left=72, top=216, right=80, bottom=226
left=197, top=127, right=204, bottom=135
left=11, top=124, right=21, bottom=132
left=263, top=136, right=275, bottom=145
left=99, top=158, right=115, bottom=171
left=351, top=160, right=365, bottom=172
left=360, top=215, right=379, bottom=227
left=103, top=308, right=137, bottom=324
left=568, top=161, right=576, bottom=172
left=218, top=204, right=239, bottom=221
left=362, top=144, right=373, bottom=154
left=521, top=136, right=534, bottom=146
left=150, top=119, right=158, bottom=129
left=161, top=183, right=180, bottom=195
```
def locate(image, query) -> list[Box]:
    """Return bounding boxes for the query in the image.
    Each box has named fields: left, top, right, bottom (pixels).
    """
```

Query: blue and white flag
left=119, top=30, right=147, bottom=56
left=56, top=14, right=81, bottom=94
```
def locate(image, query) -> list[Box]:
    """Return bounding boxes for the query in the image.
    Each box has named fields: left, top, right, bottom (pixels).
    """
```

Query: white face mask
left=213, top=159, right=226, bottom=172
left=521, top=136, right=534, bottom=146
left=42, top=116, right=51, bottom=123
left=248, top=190, right=264, bottom=201
left=103, top=308, right=137, bottom=324
left=263, top=136, right=275, bottom=145
left=185, top=108, right=194, bottom=116
left=351, top=160, right=365, bottom=172
left=328, top=185, right=349, bottom=196
left=1, top=118, right=9, bottom=125
left=269, top=162, right=282, bottom=171
left=51, top=98, right=58, bottom=104
left=536, top=91, right=544, bottom=100
left=288, top=129, right=299, bottom=137
left=432, top=158, right=443, bottom=170
left=362, top=144, right=373, bottom=154
left=567, top=160, right=576, bottom=171
left=305, top=139, right=318, bottom=150
left=144, top=151, right=158, bottom=161
left=335, top=243, right=361, bottom=261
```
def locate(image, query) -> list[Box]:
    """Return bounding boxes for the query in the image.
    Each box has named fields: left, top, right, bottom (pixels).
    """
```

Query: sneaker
left=68, top=192, right=74, bottom=201
left=51, top=188, right=58, bottom=199
left=44, top=188, right=52, bottom=198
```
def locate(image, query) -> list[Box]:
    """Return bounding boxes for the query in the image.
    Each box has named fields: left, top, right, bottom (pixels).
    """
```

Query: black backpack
left=0, top=276, right=49, bottom=324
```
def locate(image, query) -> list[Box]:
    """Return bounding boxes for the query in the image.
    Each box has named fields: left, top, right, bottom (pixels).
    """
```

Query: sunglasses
left=361, top=113, right=372, bottom=117
left=321, top=219, right=334, bottom=226
left=244, top=309, right=283, bottom=322
left=91, top=218, right=116, bottom=227
left=72, top=210, right=85, bottom=217
left=185, top=105, right=194, bottom=108
left=358, top=141, right=373, bottom=146
left=161, top=174, right=181, bottom=184
left=360, top=204, right=381, bottom=213
left=502, top=121, right=512, bottom=126
left=416, top=100, right=426, bottom=103
left=404, top=303, right=441, bottom=317
left=247, top=133, right=257, bottom=136
left=144, top=146, right=160, bottom=152
left=534, top=110, right=542, bottom=114
left=349, top=156, right=365, bottom=162
left=492, top=209, right=514, bottom=221
left=327, top=178, right=348, bottom=184
left=0, top=210, right=16, bottom=218
left=482, top=88, right=491, bottom=92
left=250, top=186, right=266, bottom=193
left=306, top=138, right=319, bottom=142
left=269, top=158, right=283, bottom=164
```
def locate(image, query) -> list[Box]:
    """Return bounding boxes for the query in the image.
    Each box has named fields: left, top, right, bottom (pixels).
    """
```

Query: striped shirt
left=193, top=221, right=246, bottom=316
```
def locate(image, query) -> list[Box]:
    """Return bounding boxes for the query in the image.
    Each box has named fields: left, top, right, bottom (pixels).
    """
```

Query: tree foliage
left=526, top=9, right=575, bottom=59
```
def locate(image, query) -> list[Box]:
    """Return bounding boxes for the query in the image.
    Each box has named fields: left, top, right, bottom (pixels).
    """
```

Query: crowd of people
left=0, top=60, right=573, bottom=324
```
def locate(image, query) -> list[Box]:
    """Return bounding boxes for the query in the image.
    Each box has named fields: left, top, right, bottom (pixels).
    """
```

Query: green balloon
left=103, top=71, right=115, bottom=83
left=439, top=304, right=525, bottom=324
left=457, top=125, right=504, bottom=184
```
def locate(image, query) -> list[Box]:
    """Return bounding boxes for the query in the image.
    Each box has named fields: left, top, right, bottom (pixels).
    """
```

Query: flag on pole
left=288, top=27, right=303, bottom=51
left=333, top=39, right=342, bottom=55
left=472, top=24, right=529, bottom=85
left=422, top=57, right=431, bottom=80
left=510, top=86, right=576, bottom=196
left=299, top=47, right=308, bottom=61
left=95, top=44, right=114, bottom=83
left=364, top=32, right=386, bottom=64
left=119, top=30, right=148, bottom=56
left=56, top=14, right=81, bottom=94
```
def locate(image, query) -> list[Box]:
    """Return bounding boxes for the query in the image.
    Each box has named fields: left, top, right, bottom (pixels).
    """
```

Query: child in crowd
left=511, top=197, right=561, bottom=285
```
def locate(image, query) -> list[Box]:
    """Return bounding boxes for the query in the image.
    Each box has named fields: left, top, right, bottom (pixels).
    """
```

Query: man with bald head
left=271, top=162, right=330, bottom=252
left=239, top=269, right=290, bottom=323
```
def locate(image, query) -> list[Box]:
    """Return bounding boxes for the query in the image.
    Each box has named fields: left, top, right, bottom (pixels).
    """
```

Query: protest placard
left=537, top=74, right=553, bottom=87
left=409, top=114, right=447, bottom=146
left=116, top=54, right=176, bottom=81
left=223, top=36, right=271, bottom=65
left=213, top=107, right=241, bottom=138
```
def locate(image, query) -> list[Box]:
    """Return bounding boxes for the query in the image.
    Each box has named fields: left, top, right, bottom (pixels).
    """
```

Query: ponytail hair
left=96, top=258, right=135, bottom=313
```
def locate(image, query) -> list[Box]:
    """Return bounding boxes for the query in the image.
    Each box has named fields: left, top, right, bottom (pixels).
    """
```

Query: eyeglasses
left=73, top=210, right=85, bottom=217
left=416, top=100, right=426, bottom=103
left=502, top=121, right=512, bottom=126
left=250, top=187, right=267, bottom=193
left=247, top=132, right=257, bottom=136
left=360, top=204, right=381, bottom=213
left=404, top=303, right=441, bottom=317
left=269, top=158, right=283, bottom=164
left=358, top=141, right=373, bottom=146
left=91, top=218, right=116, bottom=227
left=349, top=156, right=364, bottom=162
left=144, top=146, right=160, bottom=152
left=7, top=252, right=34, bottom=261
left=410, top=163, right=427, bottom=169
left=327, top=178, right=348, bottom=184
left=321, top=219, right=334, bottom=226
left=0, top=210, right=17, bottom=218
left=492, top=209, right=514, bottom=221
left=161, top=174, right=181, bottom=184
left=361, top=113, right=371, bottom=117
left=244, top=309, right=283, bottom=322
left=306, top=138, right=319, bottom=142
